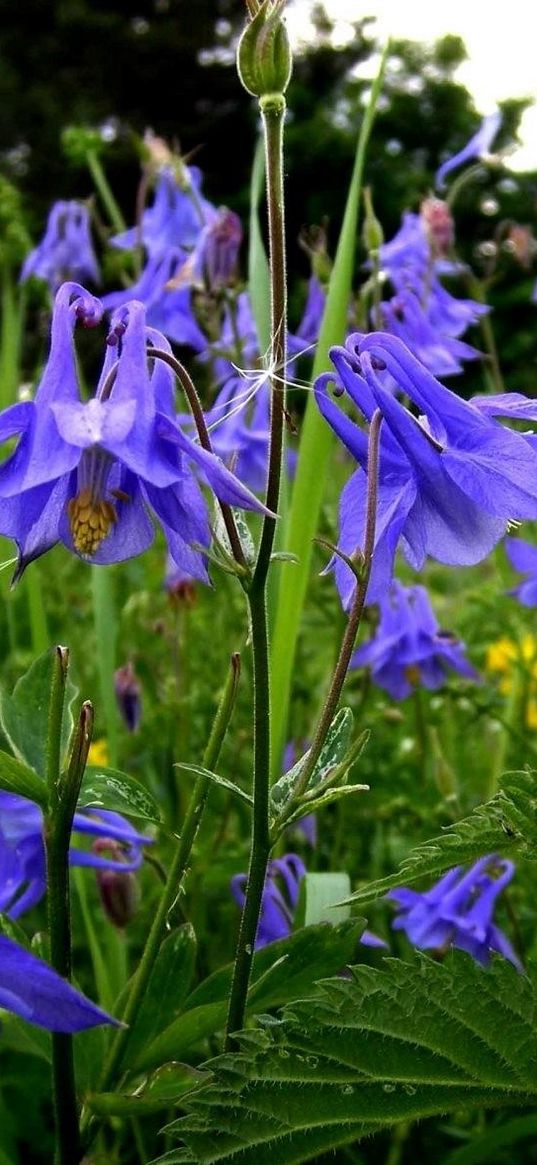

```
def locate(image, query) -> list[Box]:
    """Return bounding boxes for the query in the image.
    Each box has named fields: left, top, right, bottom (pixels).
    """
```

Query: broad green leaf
left=270, top=707, right=354, bottom=820
left=133, top=920, right=365, bottom=1072
left=0, top=1013, right=51, bottom=1063
left=79, top=765, right=163, bottom=824
left=158, top=955, right=537, bottom=1164
left=298, top=872, right=351, bottom=927
left=87, top=1063, right=206, bottom=1117
left=0, top=749, right=47, bottom=806
left=125, top=925, right=197, bottom=1064
left=0, top=648, right=77, bottom=778
left=269, top=46, right=389, bottom=778
left=175, top=763, right=253, bottom=807
left=346, top=770, right=537, bottom=909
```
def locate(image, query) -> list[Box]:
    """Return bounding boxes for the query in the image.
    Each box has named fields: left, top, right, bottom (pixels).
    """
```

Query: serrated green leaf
left=346, top=770, right=537, bottom=908
left=0, top=649, right=77, bottom=778
left=157, top=954, right=537, bottom=1164
left=134, top=921, right=365, bottom=1072
left=270, top=707, right=354, bottom=818
left=87, top=1063, right=206, bottom=1117
left=175, top=763, right=253, bottom=807
left=79, top=766, right=163, bottom=823
left=0, top=749, right=46, bottom=805
left=125, top=925, right=197, bottom=1065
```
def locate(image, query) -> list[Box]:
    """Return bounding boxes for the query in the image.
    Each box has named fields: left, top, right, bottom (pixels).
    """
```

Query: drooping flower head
left=388, top=855, right=522, bottom=970
left=20, top=201, right=100, bottom=293
left=101, top=249, right=208, bottom=351
left=315, top=331, right=537, bottom=607
left=110, top=165, right=215, bottom=259
left=436, top=111, right=502, bottom=190
left=351, top=580, right=478, bottom=699
left=0, top=282, right=266, bottom=580
left=0, top=790, right=152, bottom=920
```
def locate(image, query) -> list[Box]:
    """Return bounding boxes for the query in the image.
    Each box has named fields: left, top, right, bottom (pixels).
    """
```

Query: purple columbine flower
left=231, top=854, right=386, bottom=951
left=351, top=580, right=478, bottom=699
left=0, top=282, right=266, bottom=580
left=110, top=166, right=215, bottom=259
left=20, top=201, right=100, bottom=293
left=388, top=855, right=522, bottom=970
left=172, top=207, right=243, bottom=292
left=0, top=790, right=152, bottom=919
left=436, top=111, right=502, bottom=190
left=505, top=537, right=537, bottom=606
left=0, top=935, right=118, bottom=1031
left=315, top=331, right=537, bottom=607
left=101, top=249, right=208, bottom=351
left=377, top=211, right=486, bottom=378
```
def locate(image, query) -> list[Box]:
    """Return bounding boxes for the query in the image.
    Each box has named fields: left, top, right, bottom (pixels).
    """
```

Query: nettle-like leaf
left=155, top=954, right=537, bottom=1165
left=347, top=770, right=537, bottom=909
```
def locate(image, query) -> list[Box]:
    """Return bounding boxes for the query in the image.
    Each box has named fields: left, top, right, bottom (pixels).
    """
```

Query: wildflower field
left=1, top=2, right=537, bottom=1163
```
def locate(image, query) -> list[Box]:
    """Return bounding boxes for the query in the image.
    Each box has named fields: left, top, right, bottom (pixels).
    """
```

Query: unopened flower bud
left=362, top=187, right=384, bottom=254
left=420, top=197, right=455, bottom=258
left=97, top=867, right=140, bottom=929
left=237, top=0, right=292, bottom=100
left=114, top=662, right=141, bottom=733
left=93, top=838, right=141, bottom=929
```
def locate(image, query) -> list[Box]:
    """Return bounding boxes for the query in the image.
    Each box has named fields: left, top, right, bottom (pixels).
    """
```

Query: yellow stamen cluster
left=67, top=487, right=117, bottom=556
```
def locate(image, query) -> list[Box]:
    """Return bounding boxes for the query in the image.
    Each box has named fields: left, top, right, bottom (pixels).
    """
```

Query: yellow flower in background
left=486, top=634, right=537, bottom=726
left=87, top=738, right=109, bottom=767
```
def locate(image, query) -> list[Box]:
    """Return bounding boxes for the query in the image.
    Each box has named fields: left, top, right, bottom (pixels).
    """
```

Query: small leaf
left=79, top=766, right=163, bottom=823
left=175, top=763, right=253, bottom=807
left=0, top=749, right=47, bottom=806
left=125, top=926, right=197, bottom=1065
left=0, top=648, right=78, bottom=778
left=270, top=707, right=354, bottom=818
left=87, top=1063, right=206, bottom=1116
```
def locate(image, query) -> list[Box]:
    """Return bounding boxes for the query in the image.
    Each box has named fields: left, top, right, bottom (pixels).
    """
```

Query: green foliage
left=80, top=764, right=163, bottom=824
left=157, top=954, right=537, bottom=1164
left=0, top=648, right=77, bottom=779
left=347, top=770, right=537, bottom=908
left=131, top=920, right=366, bottom=1072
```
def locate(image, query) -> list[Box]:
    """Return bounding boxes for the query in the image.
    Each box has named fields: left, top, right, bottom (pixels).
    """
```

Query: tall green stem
left=44, top=650, right=91, bottom=1165
left=94, top=653, right=241, bottom=1098
left=225, top=94, right=287, bottom=1045
left=86, top=150, right=126, bottom=234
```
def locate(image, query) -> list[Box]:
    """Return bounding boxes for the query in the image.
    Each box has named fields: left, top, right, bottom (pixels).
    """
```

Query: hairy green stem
left=94, top=653, right=241, bottom=1098
left=253, top=95, right=287, bottom=585
left=45, top=651, right=91, bottom=1165
left=291, top=411, right=382, bottom=802
left=224, top=95, right=287, bottom=1045
left=225, top=587, right=271, bottom=1045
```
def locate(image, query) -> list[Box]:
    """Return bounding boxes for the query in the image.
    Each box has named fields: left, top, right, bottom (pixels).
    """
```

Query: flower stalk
left=44, top=647, right=93, bottom=1165
left=225, top=11, right=289, bottom=1043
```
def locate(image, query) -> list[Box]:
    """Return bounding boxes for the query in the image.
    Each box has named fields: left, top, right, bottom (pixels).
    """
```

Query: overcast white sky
left=286, top=0, right=537, bottom=170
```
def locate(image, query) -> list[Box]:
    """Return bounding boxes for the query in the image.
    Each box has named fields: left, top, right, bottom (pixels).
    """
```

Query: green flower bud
left=62, top=125, right=107, bottom=165
left=362, top=186, right=384, bottom=254
left=237, top=0, right=292, bottom=100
